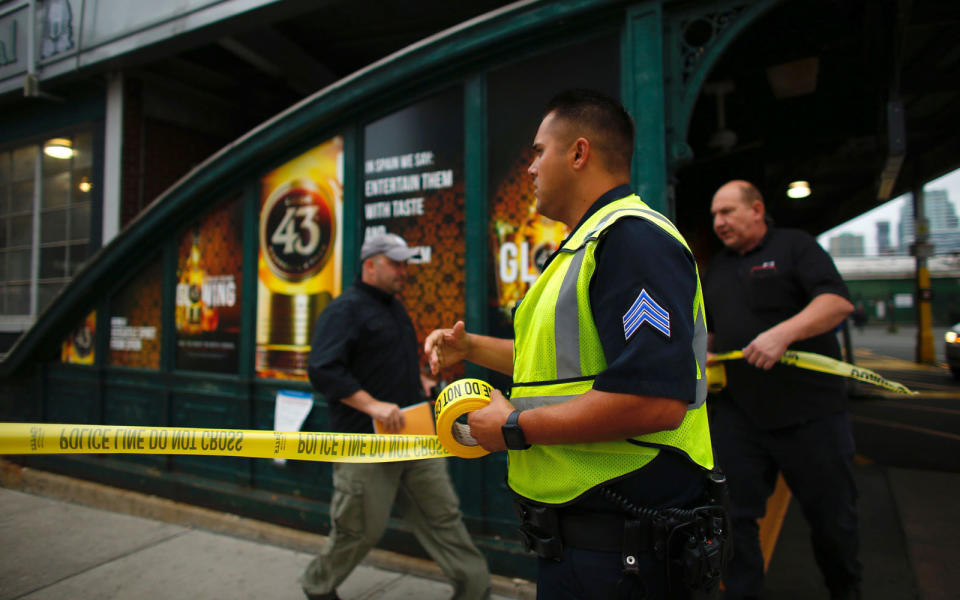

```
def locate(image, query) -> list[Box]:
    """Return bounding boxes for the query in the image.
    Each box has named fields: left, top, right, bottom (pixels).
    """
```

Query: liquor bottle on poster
left=257, top=176, right=340, bottom=379
left=62, top=312, right=96, bottom=365
left=176, top=227, right=218, bottom=335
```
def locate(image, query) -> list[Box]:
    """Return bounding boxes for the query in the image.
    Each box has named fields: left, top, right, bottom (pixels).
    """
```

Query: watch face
left=502, top=413, right=529, bottom=450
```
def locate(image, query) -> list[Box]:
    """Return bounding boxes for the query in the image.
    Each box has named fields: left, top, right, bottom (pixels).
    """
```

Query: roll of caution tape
left=708, top=350, right=915, bottom=394
left=434, top=378, right=492, bottom=459
left=0, top=379, right=496, bottom=462
left=706, top=363, right=727, bottom=393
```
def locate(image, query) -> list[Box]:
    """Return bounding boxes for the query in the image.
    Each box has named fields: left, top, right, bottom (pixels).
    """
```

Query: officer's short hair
left=543, top=89, right=635, bottom=175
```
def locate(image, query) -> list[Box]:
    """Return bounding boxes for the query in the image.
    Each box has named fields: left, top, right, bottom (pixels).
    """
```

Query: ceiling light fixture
left=44, top=138, right=74, bottom=159
left=78, top=177, right=92, bottom=193
left=787, top=180, right=811, bottom=199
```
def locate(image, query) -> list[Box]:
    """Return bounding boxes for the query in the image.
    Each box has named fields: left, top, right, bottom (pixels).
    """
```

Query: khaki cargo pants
left=300, top=458, right=491, bottom=600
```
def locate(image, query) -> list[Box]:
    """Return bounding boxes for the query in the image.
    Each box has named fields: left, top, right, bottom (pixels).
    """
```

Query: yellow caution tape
left=0, top=423, right=452, bottom=463
left=709, top=350, right=915, bottom=394
left=0, top=379, right=494, bottom=462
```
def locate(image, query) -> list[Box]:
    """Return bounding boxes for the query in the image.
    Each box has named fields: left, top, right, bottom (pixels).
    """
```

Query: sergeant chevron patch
left=623, top=289, right=670, bottom=340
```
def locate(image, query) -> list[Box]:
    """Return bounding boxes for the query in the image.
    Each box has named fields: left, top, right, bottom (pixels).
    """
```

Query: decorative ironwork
left=662, top=1, right=777, bottom=166
left=678, top=6, right=746, bottom=85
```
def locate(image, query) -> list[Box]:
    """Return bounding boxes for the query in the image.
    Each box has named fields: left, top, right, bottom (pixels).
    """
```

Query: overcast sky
left=817, top=168, right=960, bottom=255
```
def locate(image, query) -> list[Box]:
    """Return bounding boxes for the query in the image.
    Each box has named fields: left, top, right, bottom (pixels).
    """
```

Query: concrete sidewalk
left=0, top=461, right=534, bottom=600
left=4, top=458, right=959, bottom=599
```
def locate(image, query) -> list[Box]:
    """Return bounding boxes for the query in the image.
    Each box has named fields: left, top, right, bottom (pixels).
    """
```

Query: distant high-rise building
left=899, top=189, right=960, bottom=255
left=829, top=232, right=865, bottom=257
left=876, top=220, right=894, bottom=254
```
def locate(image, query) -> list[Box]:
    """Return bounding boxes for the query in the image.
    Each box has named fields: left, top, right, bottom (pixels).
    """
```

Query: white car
left=945, top=323, right=960, bottom=380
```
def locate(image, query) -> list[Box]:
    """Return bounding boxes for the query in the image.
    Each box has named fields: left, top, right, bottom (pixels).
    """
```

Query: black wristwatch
left=501, top=409, right=531, bottom=450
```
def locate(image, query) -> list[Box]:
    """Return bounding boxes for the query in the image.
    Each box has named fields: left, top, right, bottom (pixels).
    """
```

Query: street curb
left=0, top=459, right=536, bottom=600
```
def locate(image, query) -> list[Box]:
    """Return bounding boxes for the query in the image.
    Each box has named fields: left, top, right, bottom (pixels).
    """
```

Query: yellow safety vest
left=508, top=194, right=714, bottom=505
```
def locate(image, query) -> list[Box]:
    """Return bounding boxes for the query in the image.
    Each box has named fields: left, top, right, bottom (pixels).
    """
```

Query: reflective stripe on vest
left=508, top=194, right=713, bottom=505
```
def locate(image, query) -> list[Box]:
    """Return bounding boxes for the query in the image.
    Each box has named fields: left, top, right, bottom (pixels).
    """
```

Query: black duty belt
left=559, top=511, right=628, bottom=552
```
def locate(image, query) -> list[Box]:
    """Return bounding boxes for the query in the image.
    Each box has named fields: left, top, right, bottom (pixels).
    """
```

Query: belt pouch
left=512, top=498, right=563, bottom=561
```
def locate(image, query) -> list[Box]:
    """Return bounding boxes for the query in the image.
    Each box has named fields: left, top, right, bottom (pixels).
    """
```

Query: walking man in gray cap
left=300, top=232, right=490, bottom=600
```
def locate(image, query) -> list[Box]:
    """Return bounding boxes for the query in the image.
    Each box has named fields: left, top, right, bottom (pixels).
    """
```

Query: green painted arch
left=0, top=0, right=632, bottom=377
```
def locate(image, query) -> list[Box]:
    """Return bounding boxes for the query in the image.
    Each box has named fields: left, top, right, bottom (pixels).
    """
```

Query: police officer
left=426, top=90, right=724, bottom=599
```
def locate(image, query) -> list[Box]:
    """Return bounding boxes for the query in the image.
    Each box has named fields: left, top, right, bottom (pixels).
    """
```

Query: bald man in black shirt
left=703, top=180, right=861, bottom=600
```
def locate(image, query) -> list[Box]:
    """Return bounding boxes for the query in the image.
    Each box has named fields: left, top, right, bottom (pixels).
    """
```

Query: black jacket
left=307, top=279, right=424, bottom=433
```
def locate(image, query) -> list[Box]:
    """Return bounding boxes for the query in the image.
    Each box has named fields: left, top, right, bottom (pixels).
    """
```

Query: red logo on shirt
left=750, top=261, right=776, bottom=274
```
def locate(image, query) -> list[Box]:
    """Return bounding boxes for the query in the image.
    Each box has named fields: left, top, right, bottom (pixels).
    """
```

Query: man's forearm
left=743, top=292, right=854, bottom=369
left=465, top=333, right=514, bottom=375
left=341, top=389, right=405, bottom=432
left=518, top=389, right=687, bottom=445
left=774, top=293, right=854, bottom=345
left=339, top=389, right=381, bottom=416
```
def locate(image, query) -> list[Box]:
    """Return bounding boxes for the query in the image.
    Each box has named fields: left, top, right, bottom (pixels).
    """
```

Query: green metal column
left=464, top=75, right=488, bottom=347
left=342, top=126, right=361, bottom=284
left=239, top=186, right=259, bottom=381
left=622, top=2, right=669, bottom=215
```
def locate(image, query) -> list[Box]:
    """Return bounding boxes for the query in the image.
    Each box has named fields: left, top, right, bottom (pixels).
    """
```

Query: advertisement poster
left=61, top=310, right=96, bottom=365
left=257, top=137, right=343, bottom=380
left=174, top=196, right=243, bottom=373
left=362, top=88, right=465, bottom=371
left=486, top=36, right=619, bottom=339
left=109, top=256, right=162, bottom=369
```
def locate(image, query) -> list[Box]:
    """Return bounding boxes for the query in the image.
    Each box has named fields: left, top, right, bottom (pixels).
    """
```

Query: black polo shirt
left=703, top=227, right=851, bottom=429
left=307, top=279, right=424, bottom=433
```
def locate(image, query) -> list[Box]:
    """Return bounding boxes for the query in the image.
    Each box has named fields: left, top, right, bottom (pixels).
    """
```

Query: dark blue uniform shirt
left=547, top=185, right=705, bottom=510
left=544, top=185, right=699, bottom=404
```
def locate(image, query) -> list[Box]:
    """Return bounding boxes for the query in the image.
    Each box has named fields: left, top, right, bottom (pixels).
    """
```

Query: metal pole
left=841, top=319, right=855, bottom=365
left=912, top=183, right=935, bottom=364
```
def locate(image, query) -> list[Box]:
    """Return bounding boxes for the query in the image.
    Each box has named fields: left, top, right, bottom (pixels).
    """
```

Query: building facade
left=829, top=232, right=866, bottom=257
left=900, top=189, right=960, bottom=255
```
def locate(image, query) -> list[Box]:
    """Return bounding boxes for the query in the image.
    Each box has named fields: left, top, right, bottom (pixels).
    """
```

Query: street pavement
left=765, top=323, right=960, bottom=599
left=1, top=323, right=958, bottom=599
left=846, top=322, right=952, bottom=365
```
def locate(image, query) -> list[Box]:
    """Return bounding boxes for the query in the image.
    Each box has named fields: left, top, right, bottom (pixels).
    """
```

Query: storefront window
left=0, top=128, right=95, bottom=324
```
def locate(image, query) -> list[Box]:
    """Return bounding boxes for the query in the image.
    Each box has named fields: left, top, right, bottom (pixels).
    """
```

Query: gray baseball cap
left=360, top=232, right=420, bottom=261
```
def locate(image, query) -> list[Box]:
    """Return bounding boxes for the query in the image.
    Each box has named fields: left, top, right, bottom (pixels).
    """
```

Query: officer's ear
left=571, top=138, right=590, bottom=170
